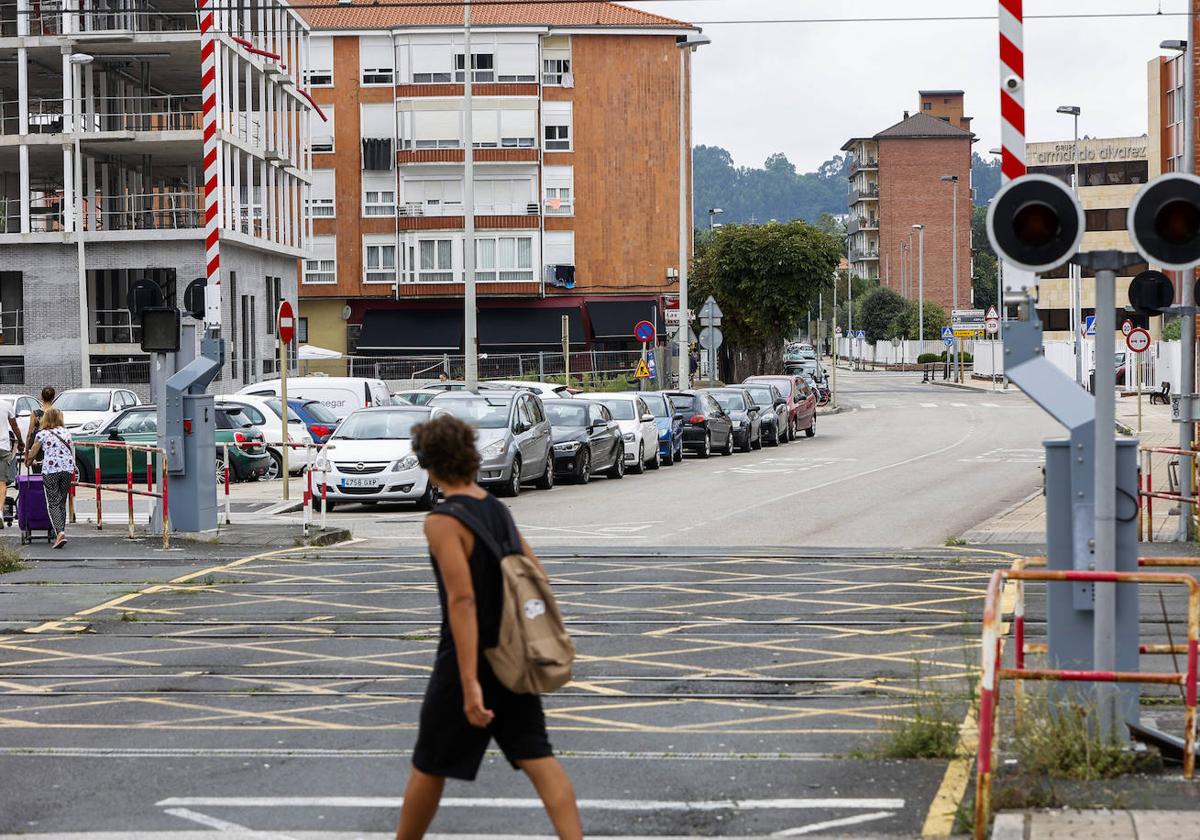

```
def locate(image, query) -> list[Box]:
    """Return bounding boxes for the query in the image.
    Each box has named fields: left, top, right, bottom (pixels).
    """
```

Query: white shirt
left=36, top=428, right=73, bottom=475
left=0, top=400, right=14, bottom=453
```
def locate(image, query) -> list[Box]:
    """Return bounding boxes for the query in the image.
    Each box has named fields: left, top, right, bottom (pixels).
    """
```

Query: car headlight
left=732, top=419, right=744, bottom=428
left=481, top=439, right=507, bottom=458
left=313, top=455, right=330, bottom=472
left=393, top=454, right=420, bottom=471
left=80, top=420, right=101, bottom=432
left=553, top=441, right=581, bottom=452
left=622, top=433, right=635, bottom=442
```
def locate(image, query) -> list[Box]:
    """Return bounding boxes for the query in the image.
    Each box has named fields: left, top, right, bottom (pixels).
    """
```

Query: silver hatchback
left=429, top=391, right=554, bottom=497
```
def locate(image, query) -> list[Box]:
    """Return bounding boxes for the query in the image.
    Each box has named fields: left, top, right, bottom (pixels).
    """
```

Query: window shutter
left=496, top=42, right=536, bottom=80
left=360, top=36, right=395, bottom=72
left=545, top=232, right=575, bottom=266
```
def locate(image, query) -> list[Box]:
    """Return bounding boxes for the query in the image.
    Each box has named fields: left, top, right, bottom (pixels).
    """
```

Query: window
left=475, top=235, right=533, bottom=282
left=923, top=102, right=932, bottom=110
left=496, top=42, right=537, bottom=82
left=474, top=178, right=535, bottom=214
left=542, top=36, right=572, bottom=86
left=405, top=110, right=461, bottom=149
left=500, top=110, right=536, bottom=148
left=1085, top=208, right=1127, bottom=232
left=1081, top=160, right=1148, bottom=187
left=310, top=106, right=334, bottom=153
left=306, top=37, right=333, bottom=86
left=363, top=172, right=397, bottom=216
left=544, top=231, right=574, bottom=267
left=360, top=35, right=395, bottom=85
left=308, top=169, right=335, bottom=218
left=304, top=236, right=336, bottom=285
left=411, top=41, right=453, bottom=83
left=542, top=101, right=572, bottom=151
left=543, top=57, right=571, bottom=86
left=266, top=276, right=282, bottom=335
left=418, top=239, right=454, bottom=283
left=543, top=166, right=573, bottom=215
left=401, top=178, right=463, bottom=216
left=455, top=52, right=495, bottom=83
left=364, top=239, right=397, bottom=284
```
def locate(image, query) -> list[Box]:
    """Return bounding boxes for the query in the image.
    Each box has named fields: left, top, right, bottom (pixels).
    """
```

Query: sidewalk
left=993, top=809, right=1200, bottom=838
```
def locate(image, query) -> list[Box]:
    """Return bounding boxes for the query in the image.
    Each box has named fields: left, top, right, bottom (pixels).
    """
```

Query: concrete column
left=18, top=45, right=29, bottom=232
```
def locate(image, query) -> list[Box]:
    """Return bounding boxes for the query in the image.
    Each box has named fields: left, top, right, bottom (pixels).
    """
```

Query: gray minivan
left=429, top=391, right=553, bottom=497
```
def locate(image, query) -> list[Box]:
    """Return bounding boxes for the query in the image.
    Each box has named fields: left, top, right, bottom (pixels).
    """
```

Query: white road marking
left=165, top=807, right=300, bottom=838
left=860, top=403, right=876, bottom=409
left=773, top=810, right=896, bottom=836
left=981, top=402, right=1000, bottom=408
left=920, top=402, right=939, bottom=408
left=951, top=402, right=967, bottom=408
left=156, top=796, right=906, bottom=812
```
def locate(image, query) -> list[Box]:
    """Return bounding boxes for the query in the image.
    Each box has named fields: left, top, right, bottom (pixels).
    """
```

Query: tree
left=972, top=152, right=1002, bottom=207
left=693, top=221, right=842, bottom=377
left=972, top=205, right=998, bottom=310
left=813, top=212, right=847, bottom=242
left=693, top=145, right=851, bottom=228
left=859, top=286, right=908, bottom=342
left=906, top=301, right=950, bottom=342
left=1163, top=317, right=1182, bottom=341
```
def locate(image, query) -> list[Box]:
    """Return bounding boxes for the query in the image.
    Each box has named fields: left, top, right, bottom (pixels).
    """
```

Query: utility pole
left=1183, top=24, right=1196, bottom=542
left=675, top=34, right=710, bottom=387
left=462, top=0, right=478, bottom=389
left=1058, top=105, right=1084, bottom=386
left=914, top=224, right=926, bottom=344
left=942, top=175, right=960, bottom=380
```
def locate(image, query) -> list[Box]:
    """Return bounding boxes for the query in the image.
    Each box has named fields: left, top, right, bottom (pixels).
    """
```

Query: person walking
left=0, top=396, right=24, bottom=525
left=25, top=387, right=54, bottom=473
left=395, top=415, right=581, bottom=840
left=25, top=407, right=71, bottom=549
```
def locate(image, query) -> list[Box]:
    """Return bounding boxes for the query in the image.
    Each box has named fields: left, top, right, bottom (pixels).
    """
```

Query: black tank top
left=429, top=494, right=519, bottom=655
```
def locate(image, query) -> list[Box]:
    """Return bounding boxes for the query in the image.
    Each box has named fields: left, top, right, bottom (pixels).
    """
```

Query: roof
left=919, top=89, right=965, bottom=96
left=300, top=1, right=691, bottom=31
left=874, top=112, right=974, bottom=140
left=839, top=136, right=876, bottom=151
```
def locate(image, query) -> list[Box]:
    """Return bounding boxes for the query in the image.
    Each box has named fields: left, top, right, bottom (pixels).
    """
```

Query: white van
left=237, top=377, right=392, bottom=419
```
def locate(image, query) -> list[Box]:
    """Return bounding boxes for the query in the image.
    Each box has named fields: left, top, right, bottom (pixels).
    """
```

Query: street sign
left=699, top=326, right=723, bottom=351
left=1126, top=327, right=1151, bottom=354
left=953, top=308, right=986, bottom=321
left=856, top=330, right=865, bottom=340
left=834, top=326, right=843, bottom=338
left=277, top=300, right=295, bottom=344
left=1084, top=315, right=1096, bottom=337
left=699, top=295, right=723, bottom=326
left=941, top=326, right=954, bottom=340
left=634, top=358, right=651, bottom=379
left=943, top=336, right=955, bottom=347
left=647, top=352, right=657, bottom=379
left=1121, top=319, right=1134, bottom=336
left=953, top=327, right=982, bottom=338
left=634, top=320, right=655, bottom=343
left=665, top=310, right=681, bottom=326
left=985, top=318, right=1000, bottom=335
left=985, top=305, right=999, bottom=321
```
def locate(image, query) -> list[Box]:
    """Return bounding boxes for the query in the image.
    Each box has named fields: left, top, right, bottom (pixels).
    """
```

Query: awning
left=480, top=306, right=584, bottom=348
left=298, top=344, right=342, bottom=361
left=587, top=300, right=663, bottom=340
left=356, top=308, right=463, bottom=355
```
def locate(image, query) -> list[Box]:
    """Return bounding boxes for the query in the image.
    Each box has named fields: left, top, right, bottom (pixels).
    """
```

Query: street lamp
left=987, top=147, right=1008, bottom=389
left=1056, top=105, right=1084, bottom=386
left=708, top=207, right=723, bottom=229
left=70, top=51, right=94, bottom=387
left=941, top=174, right=960, bottom=380
left=677, top=31, right=711, bottom=387
left=913, top=224, right=925, bottom=344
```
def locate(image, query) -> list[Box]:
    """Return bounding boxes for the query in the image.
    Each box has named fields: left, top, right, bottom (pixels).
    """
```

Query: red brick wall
left=878, top=136, right=973, bottom=314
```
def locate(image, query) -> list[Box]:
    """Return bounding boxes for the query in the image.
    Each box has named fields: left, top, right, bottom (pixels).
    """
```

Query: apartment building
left=295, top=0, right=697, bottom=358
left=843, top=91, right=974, bottom=314
left=0, top=0, right=310, bottom=391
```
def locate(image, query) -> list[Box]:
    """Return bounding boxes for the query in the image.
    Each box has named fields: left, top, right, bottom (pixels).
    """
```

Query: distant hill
left=693, top=146, right=1002, bottom=228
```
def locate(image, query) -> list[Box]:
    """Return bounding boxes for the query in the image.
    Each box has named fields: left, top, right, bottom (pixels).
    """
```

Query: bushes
left=917, top=353, right=941, bottom=364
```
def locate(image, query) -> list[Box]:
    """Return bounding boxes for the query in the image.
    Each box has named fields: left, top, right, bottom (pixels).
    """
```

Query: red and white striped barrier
left=998, top=0, right=1025, bottom=183
left=199, top=0, right=220, bottom=324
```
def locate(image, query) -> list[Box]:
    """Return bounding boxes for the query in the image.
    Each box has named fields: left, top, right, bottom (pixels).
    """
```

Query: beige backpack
left=443, top=503, right=575, bottom=695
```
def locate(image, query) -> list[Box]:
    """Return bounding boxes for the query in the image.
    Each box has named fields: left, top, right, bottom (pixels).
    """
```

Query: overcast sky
left=626, top=0, right=1188, bottom=171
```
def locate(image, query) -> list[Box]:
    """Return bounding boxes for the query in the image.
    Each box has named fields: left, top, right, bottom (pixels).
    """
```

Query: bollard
left=125, top=447, right=135, bottom=540
left=161, top=458, right=170, bottom=550
left=94, top=443, right=102, bottom=530
left=320, top=456, right=328, bottom=532
left=303, top=458, right=313, bottom=539
left=68, top=467, right=77, bottom=525
left=223, top=443, right=231, bottom=525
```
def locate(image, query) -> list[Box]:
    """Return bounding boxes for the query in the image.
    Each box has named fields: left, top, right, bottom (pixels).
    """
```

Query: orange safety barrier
left=219, top=441, right=331, bottom=534
left=70, top=441, right=170, bottom=549
left=974, top=566, right=1198, bottom=839
left=1140, top=445, right=1200, bottom=542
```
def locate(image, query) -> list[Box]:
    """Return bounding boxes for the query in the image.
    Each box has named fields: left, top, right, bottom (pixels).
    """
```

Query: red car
left=742, top=375, right=817, bottom=441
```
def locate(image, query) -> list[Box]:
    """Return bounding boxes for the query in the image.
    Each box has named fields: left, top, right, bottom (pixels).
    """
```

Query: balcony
left=0, top=2, right=198, bottom=37
left=849, top=185, right=880, bottom=204
left=850, top=248, right=880, bottom=262
left=0, top=95, right=202, bottom=137
left=848, top=156, right=878, bottom=176
left=846, top=216, right=879, bottom=236
left=87, top=192, right=203, bottom=232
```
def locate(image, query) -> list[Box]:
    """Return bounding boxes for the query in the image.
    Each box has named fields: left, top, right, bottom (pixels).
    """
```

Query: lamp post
left=1162, top=37, right=1195, bottom=541
left=708, top=207, right=723, bottom=229
left=913, top=224, right=925, bottom=344
left=677, top=32, right=711, bottom=388
left=462, top=0, right=478, bottom=388
left=941, top=174, right=960, bottom=380
left=1057, top=105, right=1084, bottom=387
left=70, top=52, right=94, bottom=388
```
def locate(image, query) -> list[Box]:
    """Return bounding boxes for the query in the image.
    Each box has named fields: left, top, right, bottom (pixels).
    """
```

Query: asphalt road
left=285, top=370, right=1060, bottom=548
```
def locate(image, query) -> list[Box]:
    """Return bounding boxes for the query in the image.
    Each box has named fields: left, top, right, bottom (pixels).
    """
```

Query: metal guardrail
left=69, top=440, right=170, bottom=548
left=1139, top=446, right=1200, bottom=542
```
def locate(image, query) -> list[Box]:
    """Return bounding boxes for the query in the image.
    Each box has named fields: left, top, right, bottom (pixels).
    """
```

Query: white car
left=311, top=406, right=442, bottom=510
left=54, top=388, right=141, bottom=432
left=483, top=380, right=575, bottom=399
left=576, top=393, right=660, bottom=473
left=215, top=394, right=315, bottom=479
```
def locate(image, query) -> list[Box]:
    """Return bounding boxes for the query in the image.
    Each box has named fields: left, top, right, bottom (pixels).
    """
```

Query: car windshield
left=545, top=403, right=588, bottom=427
left=745, top=387, right=775, bottom=404
left=56, top=392, right=110, bottom=411
left=404, top=392, right=437, bottom=406
left=764, top=379, right=792, bottom=398
left=218, top=407, right=256, bottom=430
left=595, top=399, right=635, bottom=420
left=641, top=394, right=670, bottom=418
left=669, top=394, right=694, bottom=413
left=436, top=397, right=513, bottom=429
left=333, top=410, right=423, bottom=440
left=302, top=401, right=339, bottom=423
left=712, top=392, right=747, bottom=411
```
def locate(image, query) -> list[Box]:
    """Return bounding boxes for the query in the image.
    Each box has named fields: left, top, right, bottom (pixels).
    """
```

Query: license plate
left=341, top=477, right=378, bottom=488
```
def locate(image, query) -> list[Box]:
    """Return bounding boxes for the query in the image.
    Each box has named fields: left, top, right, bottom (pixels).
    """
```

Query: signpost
left=1121, top=319, right=1134, bottom=337
left=634, top=320, right=655, bottom=390
left=985, top=307, right=1001, bottom=391
left=942, top=325, right=954, bottom=348
left=562, top=315, right=570, bottom=388
left=1127, top=327, right=1151, bottom=433
left=277, top=301, right=295, bottom=498
left=699, top=296, right=723, bottom=385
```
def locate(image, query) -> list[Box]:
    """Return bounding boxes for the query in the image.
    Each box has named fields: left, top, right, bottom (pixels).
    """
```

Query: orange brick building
left=295, top=0, right=698, bottom=358
left=843, top=91, right=975, bottom=315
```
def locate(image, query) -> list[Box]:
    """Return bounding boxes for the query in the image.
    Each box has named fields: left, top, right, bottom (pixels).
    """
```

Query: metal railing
left=69, top=440, right=170, bottom=549
left=0, top=196, right=67, bottom=234
left=87, top=192, right=204, bottom=231
left=397, top=202, right=540, bottom=218
left=1139, top=445, right=1200, bottom=542
left=849, top=186, right=879, bottom=203
left=849, top=248, right=880, bottom=262
left=0, top=95, right=201, bottom=137
left=0, top=310, right=25, bottom=347
left=0, top=3, right=199, bottom=37
left=307, top=350, right=647, bottom=386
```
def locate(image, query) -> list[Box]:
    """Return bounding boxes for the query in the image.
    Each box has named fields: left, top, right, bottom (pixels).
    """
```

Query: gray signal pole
left=1057, top=105, right=1084, bottom=386
left=942, top=175, right=960, bottom=379
left=913, top=224, right=926, bottom=343
left=462, top=0, right=477, bottom=389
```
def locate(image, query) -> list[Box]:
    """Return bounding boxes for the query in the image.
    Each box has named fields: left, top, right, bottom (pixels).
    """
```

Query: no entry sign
left=1126, top=327, right=1151, bottom=354
left=634, top=320, right=655, bottom=343
left=277, top=300, right=295, bottom=344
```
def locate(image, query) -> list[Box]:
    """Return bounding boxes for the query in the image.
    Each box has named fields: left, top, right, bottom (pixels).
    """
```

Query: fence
left=1140, top=445, right=1199, bottom=542
left=69, top=440, right=169, bottom=548
left=301, top=350, right=647, bottom=388
left=836, top=338, right=957, bottom=365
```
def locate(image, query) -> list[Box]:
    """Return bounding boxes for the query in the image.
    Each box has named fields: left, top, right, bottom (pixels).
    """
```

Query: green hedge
left=917, top=353, right=941, bottom=364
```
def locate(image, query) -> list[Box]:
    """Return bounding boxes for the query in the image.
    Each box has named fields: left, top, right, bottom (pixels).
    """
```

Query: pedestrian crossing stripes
left=853, top=400, right=1012, bottom=411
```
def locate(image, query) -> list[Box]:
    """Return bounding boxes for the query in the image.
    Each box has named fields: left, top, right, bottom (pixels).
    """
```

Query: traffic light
left=1128, top=173, right=1200, bottom=270
left=1127, top=269, right=1175, bottom=315
left=987, top=174, right=1084, bottom=273
left=140, top=307, right=181, bottom=353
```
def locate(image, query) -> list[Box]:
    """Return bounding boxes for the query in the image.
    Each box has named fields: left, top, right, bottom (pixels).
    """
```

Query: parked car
left=640, top=391, right=685, bottom=465
left=665, top=390, right=735, bottom=458
left=430, top=391, right=553, bottom=497
left=54, top=388, right=141, bottom=432
left=238, top=376, right=392, bottom=419
left=543, top=399, right=624, bottom=483
left=576, top=393, right=660, bottom=473
left=742, top=375, right=816, bottom=440
left=485, top=380, right=576, bottom=399
left=704, top=387, right=763, bottom=452
left=785, top=357, right=826, bottom=385
left=392, top=390, right=438, bottom=406
left=311, top=406, right=442, bottom=511
left=740, top=382, right=788, bottom=447
left=73, top=404, right=271, bottom=484
left=215, top=394, right=316, bottom=479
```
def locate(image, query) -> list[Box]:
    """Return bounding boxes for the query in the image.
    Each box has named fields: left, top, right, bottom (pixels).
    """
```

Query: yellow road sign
left=952, top=328, right=982, bottom=338
left=634, top=358, right=651, bottom=379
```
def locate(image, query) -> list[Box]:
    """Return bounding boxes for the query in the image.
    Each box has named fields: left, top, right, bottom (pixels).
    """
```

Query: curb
left=817, top=405, right=843, bottom=417
left=171, top=526, right=352, bottom=549
left=927, top=379, right=983, bottom=392
left=262, top=499, right=304, bottom=515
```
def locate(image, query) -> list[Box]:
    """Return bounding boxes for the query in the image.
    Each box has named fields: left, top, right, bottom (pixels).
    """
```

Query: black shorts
left=412, top=652, right=554, bottom=781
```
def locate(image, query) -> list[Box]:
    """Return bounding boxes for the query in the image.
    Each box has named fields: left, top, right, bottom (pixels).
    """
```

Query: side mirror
left=673, top=413, right=685, bottom=422
left=108, top=429, right=121, bottom=440
left=591, top=418, right=607, bottom=429
left=641, top=413, right=655, bottom=423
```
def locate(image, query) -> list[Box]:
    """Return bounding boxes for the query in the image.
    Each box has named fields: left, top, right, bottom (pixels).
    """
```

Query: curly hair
left=411, top=414, right=480, bottom=485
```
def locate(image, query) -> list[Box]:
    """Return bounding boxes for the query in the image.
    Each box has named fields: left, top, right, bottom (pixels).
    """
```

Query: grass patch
left=856, top=662, right=963, bottom=760
left=0, top=543, right=26, bottom=574
left=944, top=536, right=968, bottom=547
left=119, top=611, right=139, bottom=622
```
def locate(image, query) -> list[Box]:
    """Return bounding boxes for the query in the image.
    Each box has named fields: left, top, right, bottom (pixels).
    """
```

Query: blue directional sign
left=856, top=330, right=866, bottom=340
left=944, top=336, right=955, bottom=347
left=941, top=326, right=954, bottom=340
left=647, top=352, right=657, bottom=379
left=1084, top=315, right=1096, bottom=337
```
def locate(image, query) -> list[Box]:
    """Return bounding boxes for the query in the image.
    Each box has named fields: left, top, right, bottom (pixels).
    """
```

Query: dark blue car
left=277, top=398, right=340, bottom=444
left=641, top=392, right=685, bottom=466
